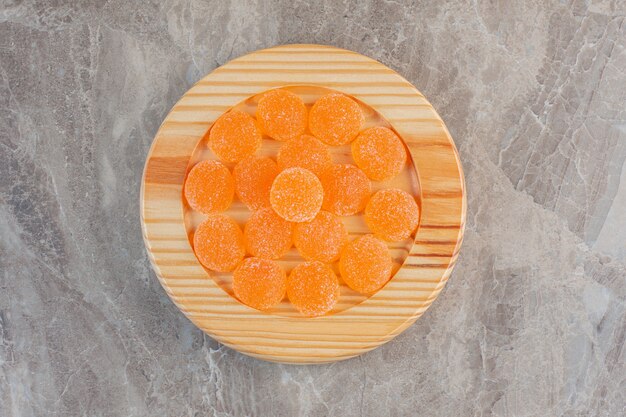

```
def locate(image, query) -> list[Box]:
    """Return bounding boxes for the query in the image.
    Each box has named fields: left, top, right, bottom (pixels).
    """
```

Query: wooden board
left=141, top=44, right=466, bottom=364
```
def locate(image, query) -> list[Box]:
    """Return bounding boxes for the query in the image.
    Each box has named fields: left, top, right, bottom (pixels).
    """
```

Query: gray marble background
left=1, top=1, right=625, bottom=416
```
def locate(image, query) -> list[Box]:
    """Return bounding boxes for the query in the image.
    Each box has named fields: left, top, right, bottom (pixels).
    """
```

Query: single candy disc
left=339, top=235, right=393, bottom=294
left=233, top=156, right=279, bottom=210
left=256, top=89, right=308, bottom=141
left=209, top=110, right=262, bottom=163
left=270, top=167, right=323, bottom=222
left=365, top=188, right=419, bottom=241
left=233, top=257, right=287, bottom=310
left=287, top=261, right=340, bottom=317
left=193, top=215, right=245, bottom=272
left=294, top=211, right=347, bottom=263
left=319, top=164, right=371, bottom=216
left=277, top=134, right=333, bottom=177
left=184, top=160, right=234, bottom=214
left=309, top=93, right=363, bottom=146
left=244, top=208, right=293, bottom=260
left=352, top=126, right=407, bottom=181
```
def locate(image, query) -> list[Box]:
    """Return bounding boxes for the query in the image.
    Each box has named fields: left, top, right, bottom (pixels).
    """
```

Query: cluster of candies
left=184, top=89, right=419, bottom=317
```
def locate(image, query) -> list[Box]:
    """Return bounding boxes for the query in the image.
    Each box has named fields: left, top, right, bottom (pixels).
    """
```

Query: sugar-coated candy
left=193, top=215, right=245, bottom=272
left=270, top=167, right=323, bottom=222
left=244, top=208, right=293, bottom=260
left=287, top=261, right=340, bottom=317
left=294, top=211, right=347, bottom=263
left=233, top=257, right=286, bottom=310
left=339, top=234, right=393, bottom=294
left=209, top=110, right=262, bottom=163
left=277, top=134, right=332, bottom=177
left=365, top=188, right=419, bottom=241
left=319, top=164, right=370, bottom=216
left=309, top=93, right=363, bottom=146
left=184, top=160, right=234, bottom=214
left=256, top=89, right=308, bottom=141
left=352, top=126, right=407, bottom=181
left=234, top=156, right=279, bottom=210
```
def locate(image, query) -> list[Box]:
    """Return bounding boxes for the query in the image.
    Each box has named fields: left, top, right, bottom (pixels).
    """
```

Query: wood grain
left=141, top=44, right=466, bottom=364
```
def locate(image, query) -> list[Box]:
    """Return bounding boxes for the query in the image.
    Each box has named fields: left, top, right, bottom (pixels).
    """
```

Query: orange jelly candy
left=339, top=235, right=393, bottom=294
left=294, top=211, right=347, bottom=263
left=233, top=156, right=279, bottom=210
left=184, top=160, right=234, bottom=214
left=319, top=164, right=370, bottom=216
left=365, top=189, right=419, bottom=241
left=209, top=110, right=262, bottom=163
left=287, top=261, right=340, bottom=317
left=233, top=257, right=286, bottom=310
left=256, top=89, right=308, bottom=141
left=193, top=215, right=245, bottom=272
left=270, top=167, right=323, bottom=222
left=352, top=126, right=407, bottom=181
left=277, top=134, right=333, bottom=177
left=309, top=93, right=363, bottom=146
left=244, top=208, right=293, bottom=259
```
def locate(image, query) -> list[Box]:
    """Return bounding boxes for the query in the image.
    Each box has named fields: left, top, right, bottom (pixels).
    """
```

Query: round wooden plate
left=141, top=44, right=466, bottom=364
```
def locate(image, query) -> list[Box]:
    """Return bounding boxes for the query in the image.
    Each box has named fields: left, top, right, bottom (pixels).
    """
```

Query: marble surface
left=1, top=1, right=625, bottom=416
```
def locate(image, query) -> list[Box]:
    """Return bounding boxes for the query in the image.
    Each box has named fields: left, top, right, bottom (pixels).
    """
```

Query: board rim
left=141, top=44, right=466, bottom=364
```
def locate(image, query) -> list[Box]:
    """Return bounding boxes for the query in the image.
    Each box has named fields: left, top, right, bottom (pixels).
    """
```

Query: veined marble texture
left=1, top=0, right=625, bottom=416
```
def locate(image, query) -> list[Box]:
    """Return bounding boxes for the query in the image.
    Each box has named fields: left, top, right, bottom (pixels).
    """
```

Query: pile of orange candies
left=184, top=89, right=419, bottom=317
